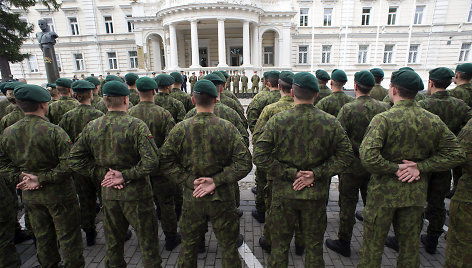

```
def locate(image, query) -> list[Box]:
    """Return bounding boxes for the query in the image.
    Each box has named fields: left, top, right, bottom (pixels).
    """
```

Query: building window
left=298, top=46, right=308, bottom=64
left=104, top=16, right=114, bottom=34
left=129, top=51, right=138, bottom=69
left=263, top=46, right=274, bottom=65
left=383, top=45, right=394, bottom=63
left=324, top=8, right=333, bottom=26
left=321, top=45, right=332, bottom=64
left=459, top=43, right=471, bottom=62
left=388, top=7, right=397, bottom=25
left=408, top=45, right=419, bottom=63
left=107, top=52, right=118, bottom=70
left=300, top=8, right=309, bottom=27
left=414, top=6, right=424, bottom=24
left=43, top=18, right=55, bottom=32
left=127, top=15, right=134, bottom=33
left=362, top=8, right=371, bottom=26
left=27, top=55, right=39, bottom=73
left=73, top=53, right=85, bottom=70
left=55, top=54, right=62, bottom=72
left=358, top=45, right=368, bottom=64
left=468, top=1, right=472, bottom=22
left=69, top=17, right=79, bottom=35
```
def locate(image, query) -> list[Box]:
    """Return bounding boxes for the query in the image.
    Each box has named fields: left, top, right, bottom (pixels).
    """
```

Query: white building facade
left=9, top=0, right=472, bottom=87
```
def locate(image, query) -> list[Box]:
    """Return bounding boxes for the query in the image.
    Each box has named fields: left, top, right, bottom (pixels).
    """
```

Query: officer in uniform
left=232, top=70, right=240, bottom=97
left=251, top=71, right=260, bottom=94
left=325, top=71, right=388, bottom=257
left=253, top=72, right=353, bottom=267
left=357, top=70, right=465, bottom=267
left=48, top=78, right=79, bottom=124
left=85, top=76, right=103, bottom=108
left=189, top=72, right=198, bottom=94
left=198, top=71, right=205, bottom=80
left=154, top=74, right=186, bottom=123
left=313, top=69, right=332, bottom=105
left=125, top=73, right=141, bottom=106
left=369, top=68, right=388, bottom=101
left=170, top=72, right=195, bottom=112
left=241, top=71, right=248, bottom=97
left=69, top=81, right=162, bottom=268
left=1, top=84, right=85, bottom=268
left=315, top=69, right=354, bottom=116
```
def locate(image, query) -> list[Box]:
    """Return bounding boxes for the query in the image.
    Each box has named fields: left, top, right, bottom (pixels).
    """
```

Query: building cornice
left=157, top=3, right=264, bottom=18
left=61, top=7, right=80, bottom=15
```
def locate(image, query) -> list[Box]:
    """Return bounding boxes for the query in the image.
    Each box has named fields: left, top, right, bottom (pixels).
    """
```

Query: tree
left=0, top=0, right=61, bottom=82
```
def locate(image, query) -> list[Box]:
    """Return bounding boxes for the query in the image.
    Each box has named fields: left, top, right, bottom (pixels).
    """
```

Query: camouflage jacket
left=315, top=91, right=354, bottom=117
left=220, top=94, right=247, bottom=128
left=129, top=101, right=175, bottom=148
left=170, top=88, right=194, bottom=112
left=69, top=111, right=158, bottom=201
left=129, top=88, right=140, bottom=106
left=0, top=105, right=24, bottom=133
left=251, top=75, right=260, bottom=84
left=232, top=75, right=241, bottom=83
left=247, top=90, right=281, bottom=133
left=159, top=112, right=252, bottom=202
left=91, top=94, right=102, bottom=108
left=58, top=104, right=104, bottom=142
left=185, top=102, right=249, bottom=147
left=0, top=176, right=14, bottom=221
left=48, top=96, right=79, bottom=125
left=418, top=91, right=472, bottom=135
left=0, top=115, right=76, bottom=204
left=222, top=90, right=240, bottom=104
left=337, top=96, right=389, bottom=174
left=449, top=83, right=472, bottom=107
left=252, top=96, right=294, bottom=144
left=383, top=92, right=426, bottom=107
left=0, top=99, right=12, bottom=119
left=454, top=118, right=472, bottom=203
left=370, top=85, right=388, bottom=101
left=359, top=100, right=465, bottom=207
left=95, top=99, right=134, bottom=114
left=241, top=76, right=248, bottom=85
left=154, top=92, right=186, bottom=123
left=253, top=104, right=353, bottom=201
left=313, top=85, right=332, bottom=106
left=189, top=76, right=198, bottom=85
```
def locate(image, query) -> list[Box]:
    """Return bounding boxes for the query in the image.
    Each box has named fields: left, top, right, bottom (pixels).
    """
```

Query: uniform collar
left=106, top=111, right=127, bottom=116
left=431, top=90, right=448, bottom=98
left=392, top=99, right=417, bottom=107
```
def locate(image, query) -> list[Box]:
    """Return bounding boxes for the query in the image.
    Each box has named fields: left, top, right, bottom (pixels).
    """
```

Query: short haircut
left=331, top=80, right=346, bottom=88
left=317, top=78, right=328, bottom=85
left=267, top=77, right=279, bottom=88
left=138, top=90, right=154, bottom=98
left=430, top=78, right=452, bottom=89
left=49, top=87, right=59, bottom=98
left=16, top=100, right=40, bottom=113
left=158, top=85, right=172, bottom=91
left=355, top=82, right=373, bottom=94
left=457, top=71, right=472, bottom=81
left=292, top=84, right=316, bottom=100
left=278, top=79, right=292, bottom=93
left=126, top=80, right=136, bottom=86
left=193, top=92, right=215, bottom=107
left=73, top=90, right=92, bottom=103
left=374, top=76, right=383, bottom=84
left=392, top=83, right=417, bottom=99
left=57, top=85, right=70, bottom=95
left=103, top=96, right=126, bottom=108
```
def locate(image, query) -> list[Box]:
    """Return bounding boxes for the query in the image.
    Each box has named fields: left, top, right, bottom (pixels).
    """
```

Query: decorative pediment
left=97, top=6, right=115, bottom=14
left=61, top=7, right=80, bottom=15
left=35, top=8, right=55, bottom=15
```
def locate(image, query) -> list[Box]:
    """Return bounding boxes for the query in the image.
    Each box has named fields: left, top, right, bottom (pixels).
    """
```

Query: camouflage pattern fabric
left=222, top=90, right=241, bottom=105
left=383, top=92, right=427, bottom=107
left=171, top=88, right=194, bottom=112
left=0, top=105, right=24, bottom=133
left=129, top=88, right=140, bottom=106
left=91, top=94, right=102, bottom=108
left=95, top=99, right=108, bottom=114
left=251, top=75, right=260, bottom=93
left=47, top=96, right=79, bottom=124
left=315, top=91, right=354, bottom=117
left=313, top=85, right=332, bottom=106
left=0, top=178, right=20, bottom=268
left=59, top=104, right=104, bottom=142
left=369, top=85, right=388, bottom=101
left=454, top=119, right=472, bottom=203
left=247, top=90, right=281, bottom=133
left=189, top=76, right=198, bottom=93
left=225, top=77, right=231, bottom=90
left=154, top=92, right=186, bottom=123
left=220, top=94, right=247, bottom=128
left=232, top=75, right=240, bottom=94
left=449, top=83, right=472, bottom=107
left=241, top=76, right=248, bottom=94
left=0, top=99, right=11, bottom=119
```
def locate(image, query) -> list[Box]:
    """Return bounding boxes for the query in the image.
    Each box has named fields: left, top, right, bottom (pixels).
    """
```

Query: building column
left=151, top=36, right=162, bottom=71
left=280, top=25, right=291, bottom=68
left=251, top=23, right=260, bottom=67
left=168, top=23, right=178, bottom=70
left=217, top=18, right=228, bottom=67
left=190, top=20, right=201, bottom=68
left=242, top=20, right=251, bottom=67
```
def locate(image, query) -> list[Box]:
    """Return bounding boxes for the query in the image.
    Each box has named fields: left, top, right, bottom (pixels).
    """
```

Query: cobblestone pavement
left=17, top=98, right=450, bottom=267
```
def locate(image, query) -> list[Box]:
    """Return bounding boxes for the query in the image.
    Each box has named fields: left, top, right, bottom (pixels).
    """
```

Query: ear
left=191, top=96, right=196, bottom=105
left=213, top=98, right=217, bottom=104
left=291, top=88, right=295, bottom=98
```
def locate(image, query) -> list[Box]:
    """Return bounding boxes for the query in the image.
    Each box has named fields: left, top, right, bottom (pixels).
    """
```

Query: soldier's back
left=315, top=91, right=354, bottom=117
left=170, top=88, right=194, bottom=112
left=449, top=83, right=472, bottom=107
left=313, top=85, right=332, bottom=105
left=129, top=89, right=140, bottom=106
left=59, top=104, right=104, bottom=142
left=370, top=85, right=388, bottom=101
left=0, top=105, right=24, bottom=133
left=48, top=96, right=79, bottom=124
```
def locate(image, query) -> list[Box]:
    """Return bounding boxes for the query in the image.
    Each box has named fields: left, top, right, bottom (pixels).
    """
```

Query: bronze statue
left=36, top=19, right=60, bottom=83
left=36, top=19, right=59, bottom=50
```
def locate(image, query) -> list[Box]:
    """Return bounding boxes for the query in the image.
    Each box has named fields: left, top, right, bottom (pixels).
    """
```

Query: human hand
left=293, top=171, right=315, bottom=191
left=16, top=172, right=41, bottom=191
left=193, top=177, right=216, bottom=198
left=102, top=168, right=125, bottom=188
left=396, top=160, right=420, bottom=183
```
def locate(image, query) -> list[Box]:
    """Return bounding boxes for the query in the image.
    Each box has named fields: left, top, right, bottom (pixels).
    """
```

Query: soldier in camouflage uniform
left=0, top=82, right=25, bottom=133
left=315, top=69, right=354, bottom=116
left=214, top=71, right=241, bottom=104
left=0, top=175, right=20, bottom=268
left=189, top=72, right=198, bottom=94
left=159, top=79, right=252, bottom=268
left=125, top=73, right=141, bottom=106
left=1, top=82, right=24, bottom=119
left=382, top=90, right=426, bottom=107
left=46, top=83, right=59, bottom=102
left=198, top=71, right=205, bottom=80
left=241, top=72, right=248, bottom=96
left=253, top=72, right=354, bottom=267
left=155, top=74, right=186, bottom=123
left=58, top=80, right=104, bottom=247
left=0, top=84, right=85, bottom=268
left=446, top=118, right=472, bottom=268
left=129, top=77, right=181, bottom=251
left=313, top=69, right=332, bottom=105
left=357, top=70, right=465, bottom=267
left=213, top=72, right=247, bottom=127
left=85, top=76, right=103, bottom=108
left=251, top=71, right=260, bottom=94
left=48, top=78, right=79, bottom=124
left=0, top=83, right=12, bottom=120
left=225, top=71, right=231, bottom=91
left=325, top=71, right=388, bottom=257
left=69, top=81, right=162, bottom=268
left=169, top=72, right=195, bottom=112
left=369, top=68, right=388, bottom=101
left=232, top=70, right=240, bottom=96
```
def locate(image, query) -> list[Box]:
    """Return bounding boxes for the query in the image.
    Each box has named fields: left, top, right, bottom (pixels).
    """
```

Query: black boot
left=295, top=244, right=305, bottom=256
left=325, top=239, right=351, bottom=257
left=198, top=236, right=206, bottom=254
left=251, top=209, right=265, bottom=223
left=165, top=233, right=182, bottom=251
left=236, top=234, right=244, bottom=248
left=421, top=234, right=439, bottom=254
left=259, top=236, right=271, bottom=253
left=355, top=210, right=364, bottom=222
left=237, top=209, right=243, bottom=218
left=86, top=230, right=97, bottom=247
left=95, top=203, right=101, bottom=214
left=385, top=235, right=399, bottom=252
left=125, top=229, right=132, bottom=241
left=251, top=186, right=258, bottom=195
left=14, top=230, right=32, bottom=244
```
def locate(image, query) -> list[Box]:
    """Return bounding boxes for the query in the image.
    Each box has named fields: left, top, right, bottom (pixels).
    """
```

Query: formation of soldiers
left=0, top=62, right=471, bottom=268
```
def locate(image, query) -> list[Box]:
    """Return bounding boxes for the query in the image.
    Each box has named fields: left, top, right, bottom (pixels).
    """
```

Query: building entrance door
left=230, top=47, right=243, bottom=66
left=199, top=48, right=208, bottom=67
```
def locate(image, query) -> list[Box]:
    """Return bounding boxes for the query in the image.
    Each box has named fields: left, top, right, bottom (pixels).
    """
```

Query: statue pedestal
left=41, top=45, right=60, bottom=83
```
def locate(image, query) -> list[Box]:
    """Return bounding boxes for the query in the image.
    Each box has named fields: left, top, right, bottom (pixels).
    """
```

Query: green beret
left=4, top=81, right=25, bottom=91
left=370, top=68, right=384, bottom=78
left=204, top=73, right=226, bottom=84
left=456, top=63, right=472, bottom=74
left=155, top=74, right=175, bottom=87
left=55, top=78, right=73, bottom=88
left=46, top=83, right=56, bottom=88
left=105, top=75, right=123, bottom=83
left=102, top=81, right=130, bottom=96
left=265, top=71, right=280, bottom=80
left=220, top=71, right=229, bottom=79
left=331, top=69, right=348, bottom=82
left=354, top=71, right=375, bottom=87
left=193, top=79, right=218, bottom=98
left=213, top=71, right=226, bottom=81
left=399, top=66, right=415, bottom=72
left=263, top=71, right=269, bottom=79
left=429, top=67, right=454, bottom=82
left=391, top=70, right=424, bottom=92
left=170, top=72, right=183, bottom=83
left=14, top=84, right=51, bottom=102
left=279, top=71, right=294, bottom=84
left=136, top=77, right=157, bottom=91
left=293, top=72, right=319, bottom=92
left=71, top=80, right=95, bottom=93
left=315, top=69, right=330, bottom=81
left=125, top=73, right=139, bottom=84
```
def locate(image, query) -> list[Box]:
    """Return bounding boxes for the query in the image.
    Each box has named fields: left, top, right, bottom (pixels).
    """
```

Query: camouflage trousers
left=425, top=170, right=451, bottom=237
left=452, top=166, right=462, bottom=192
left=74, top=174, right=99, bottom=233
left=338, top=172, right=369, bottom=241
left=102, top=198, right=161, bottom=268
left=179, top=200, right=240, bottom=268
left=251, top=85, right=259, bottom=94
left=255, top=168, right=267, bottom=213
left=445, top=200, right=472, bottom=268
left=233, top=86, right=239, bottom=95
left=241, top=85, right=247, bottom=94
left=358, top=205, right=423, bottom=268
left=26, top=199, right=85, bottom=268
left=234, top=182, right=240, bottom=208
left=6, top=182, right=33, bottom=235
left=0, top=202, right=20, bottom=268
left=151, top=176, right=179, bottom=238
left=268, top=198, right=326, bottom=268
